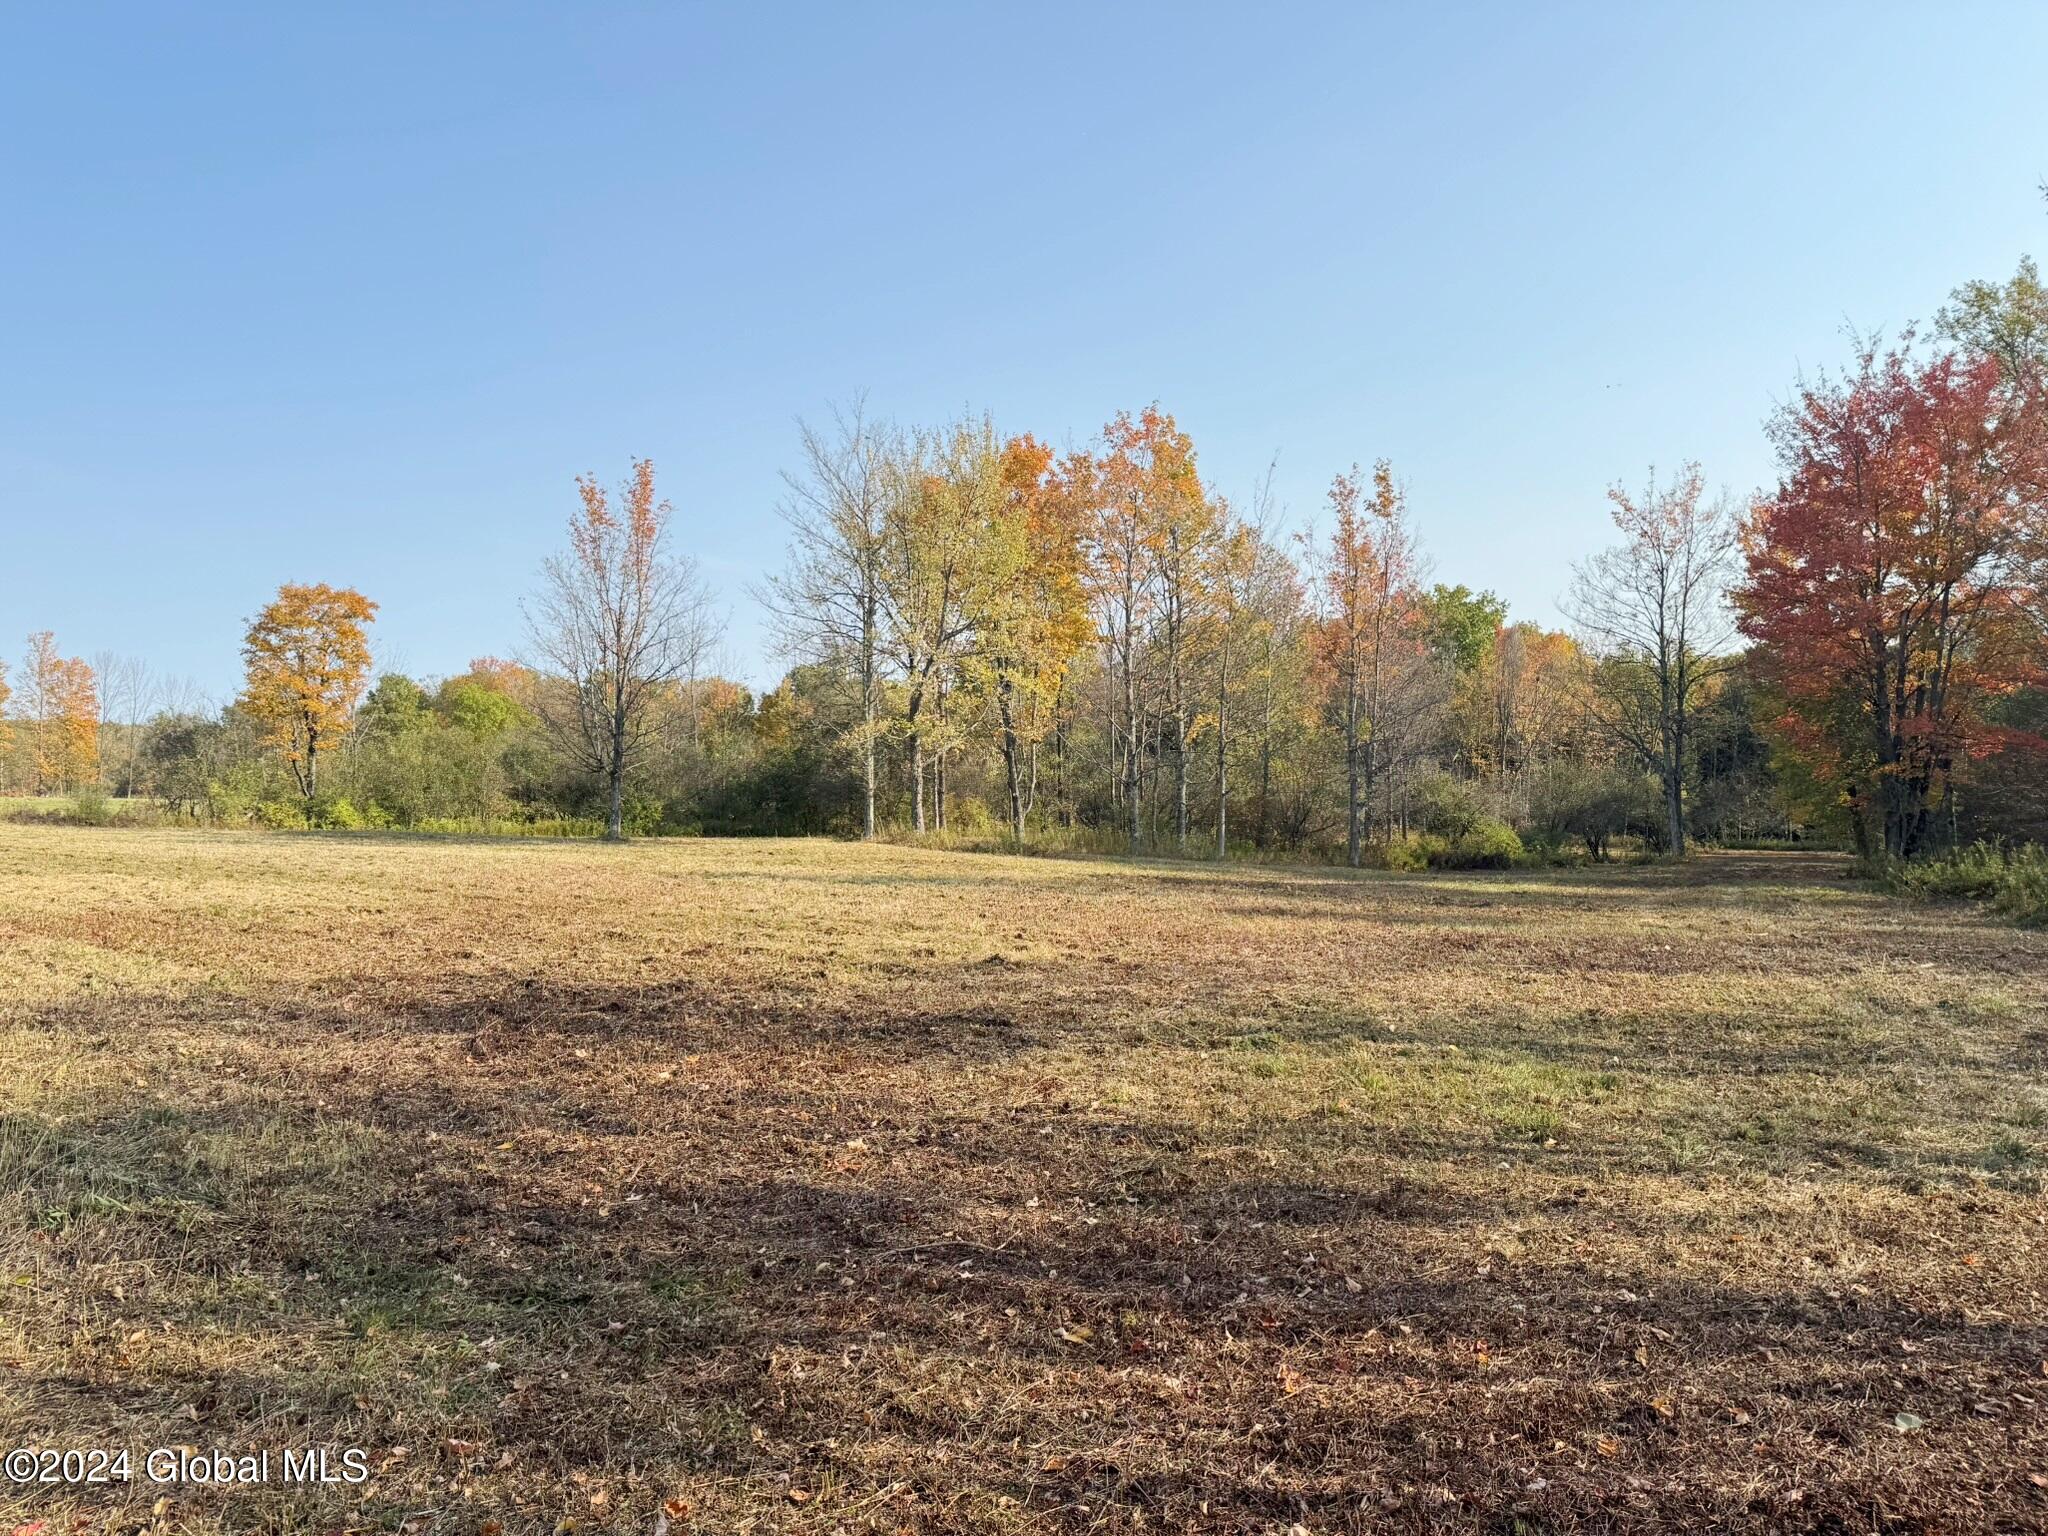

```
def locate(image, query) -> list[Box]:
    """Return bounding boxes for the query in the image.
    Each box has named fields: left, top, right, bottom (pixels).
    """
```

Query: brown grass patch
left=2, top=827, right=2046, bottom=1532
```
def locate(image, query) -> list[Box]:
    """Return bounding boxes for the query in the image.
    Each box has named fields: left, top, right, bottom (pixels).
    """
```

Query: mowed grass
left=2, top=827, right=2046, bottom=1534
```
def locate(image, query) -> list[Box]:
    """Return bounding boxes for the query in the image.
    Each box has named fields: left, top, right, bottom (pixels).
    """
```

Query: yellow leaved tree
left=19, top=632, right=98, bottom=791
left=240, top=583, right=377, bottom=797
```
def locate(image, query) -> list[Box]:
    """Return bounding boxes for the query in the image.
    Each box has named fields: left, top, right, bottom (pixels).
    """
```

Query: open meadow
left=3, top=825, right=2047, bottom=1533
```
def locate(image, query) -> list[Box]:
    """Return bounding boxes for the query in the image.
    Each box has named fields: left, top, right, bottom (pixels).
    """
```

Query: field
left=2, top=826, right=2046, bottom=1534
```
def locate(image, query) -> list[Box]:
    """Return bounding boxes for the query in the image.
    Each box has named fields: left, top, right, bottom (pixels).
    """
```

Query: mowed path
left=1, top=826, right=2045, bottom=1533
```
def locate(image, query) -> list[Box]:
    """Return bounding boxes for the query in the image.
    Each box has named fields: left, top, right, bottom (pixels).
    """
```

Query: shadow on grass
left=6, top=955, right=2047, bottom=1533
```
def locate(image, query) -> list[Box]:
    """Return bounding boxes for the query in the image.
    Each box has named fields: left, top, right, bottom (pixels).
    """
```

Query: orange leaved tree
left=19, top=632, right=99, bottom=791
left=966, top=432, right=1092, bottom=841
left=1311, top=461, right=1416, bottom=867
left=1087, top=406, right=1200, bottom=853
left=240, top=584, right=378, bottom=798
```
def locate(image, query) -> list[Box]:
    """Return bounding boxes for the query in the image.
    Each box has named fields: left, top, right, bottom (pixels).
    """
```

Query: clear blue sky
left=4, top=3, right=2044, bottom=701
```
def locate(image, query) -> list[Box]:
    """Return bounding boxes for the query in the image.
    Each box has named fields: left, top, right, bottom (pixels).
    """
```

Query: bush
left=1407, top=818, right=1525, bottom=870
left=1527, top=761, right=1658, bottom=860
left=1874, top=843, right=2048, bottom=927
left=1995, top=851, right=2048, bottom=926
left=1413, top=772, right=1485, bottom=839
left=946, top=796, right=997, bottom=837
left=254, top=799, right=305, bottom=829
left=65, top=789, right=115, bottom=826
left=1380, top=836, right=1430, bottom=872
left=306, top=793, right=365, bottom=831
left=1451, top=818, right=1524, bottom=869
left=206, top=767, right=267, bottom=825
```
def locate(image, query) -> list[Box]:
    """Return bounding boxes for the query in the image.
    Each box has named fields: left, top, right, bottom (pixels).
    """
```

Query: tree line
left=4, top=250, right=2043, bottom=865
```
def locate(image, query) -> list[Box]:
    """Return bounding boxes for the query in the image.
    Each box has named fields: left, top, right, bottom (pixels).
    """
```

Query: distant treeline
left=5, top=249, right=2044, bottom=866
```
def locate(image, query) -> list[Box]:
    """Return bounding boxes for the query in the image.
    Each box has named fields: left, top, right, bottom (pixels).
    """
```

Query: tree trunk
left=1346, top=747, right=1361, bottom=868
left=1123, top=652, right=1140, bottom=855
left=1345, top=669, right=1362, bottom=868
left=908, top=666, right=927, bottom=834
left=910, top=728, right=925, bottom=833
left=861, top=606, right=877, bottom=839
left=998, top=680, right=1026, bottom=842
left=605, top=705, right=627, bottom=841
left=1174, top=711, right=1189, bottom=851
left=1215, top=685, right=1228, bottom=859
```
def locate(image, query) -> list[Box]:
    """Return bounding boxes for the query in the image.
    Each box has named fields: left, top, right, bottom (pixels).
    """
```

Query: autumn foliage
left=240, top=584, right=379, bottom=797
left=1737, top=340, right=2048, bottom=857
left=1312, top=461, right=1419, bottom=866
left=18, top=631, right=98, bottom=791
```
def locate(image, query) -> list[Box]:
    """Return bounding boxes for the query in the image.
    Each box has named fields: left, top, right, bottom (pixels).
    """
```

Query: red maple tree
left=1736, top=338, right=2047, bottom=857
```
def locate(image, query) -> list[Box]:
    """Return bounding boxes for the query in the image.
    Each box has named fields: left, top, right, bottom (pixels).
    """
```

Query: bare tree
left=525, top=458, right=720, bottom=840
left=1563, top=464, right=1736, bottom=855
left=89, top=651, right=147, bottom=795
left=758, top=402, right=894, bottom=838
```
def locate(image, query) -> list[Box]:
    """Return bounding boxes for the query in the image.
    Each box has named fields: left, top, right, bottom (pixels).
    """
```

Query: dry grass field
left=3, top=825, right=2047, bottom=1534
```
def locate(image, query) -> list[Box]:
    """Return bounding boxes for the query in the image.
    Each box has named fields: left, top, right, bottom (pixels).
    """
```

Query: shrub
left=1413, top=772, right=1485, bottom=839
left=1874, top=842, right=2048, bottom=927
left=1380, top=836, right=1430, bottom=872
left=1527, top=761, right=1657, bottom=860
left=1411, top=818, right=1525, bottom=869
left=306, top=794, right=365, bottom=831
left=1994, top=850, right=2048, bottom=926
left=206, top=766, right=267, bottom=825
left=65, top=789, right=115, bottom=826
left=1451, top=819, right=1524, bottom=869
left=946, top=796, right=997, bottom=837
left=254, top=799, right=305, bottom=830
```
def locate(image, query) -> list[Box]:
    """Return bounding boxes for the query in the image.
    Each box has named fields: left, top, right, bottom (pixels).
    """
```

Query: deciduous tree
left=1312, top=462, right=1416, bottom=866
left=762, top=403, right=895, bottom=838
left=879, top=419, right=998, bottom=834
left=19, top=633, right=99, bottom=791
left=1737, top=341, right=2047, bottom=857
left=1087, top=407, right=1198, bottom=852
left=968, top=434, right=1091, bottom=841
left=240, top=585, right=377, bottom=798
left=526, top=460, right=719, bottom=840
left=1564, top=465, right=1736, bottom=855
